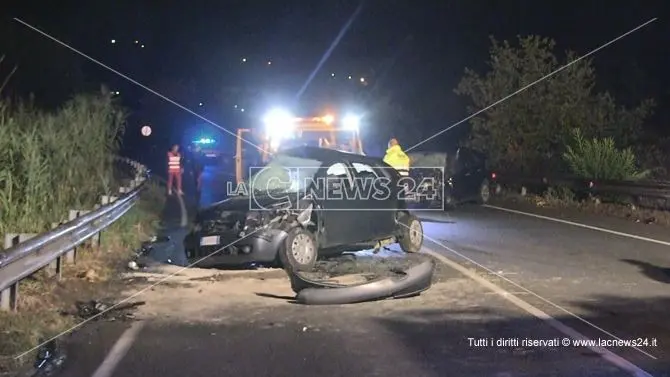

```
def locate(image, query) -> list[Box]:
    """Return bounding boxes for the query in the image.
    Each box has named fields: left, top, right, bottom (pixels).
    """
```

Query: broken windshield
left=245, top=154, right=323, bottom=196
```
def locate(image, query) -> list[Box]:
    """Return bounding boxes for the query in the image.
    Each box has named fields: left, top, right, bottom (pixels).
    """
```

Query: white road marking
left=483, top=204, right=670, bottom=247
left=422, top=236, right=656, bottom=358
left=91, top=321, right=145, bottom=377
left=484, top=291, right=530, bottom=296
left=423, top=242, right=656, bottom=377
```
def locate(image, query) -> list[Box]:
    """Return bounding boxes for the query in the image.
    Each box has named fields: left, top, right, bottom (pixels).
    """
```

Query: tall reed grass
left=0, top=91, right=126, bottom=236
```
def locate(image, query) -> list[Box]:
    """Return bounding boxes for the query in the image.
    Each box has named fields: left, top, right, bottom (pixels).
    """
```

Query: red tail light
left=491, top=172, right=497, bottom=180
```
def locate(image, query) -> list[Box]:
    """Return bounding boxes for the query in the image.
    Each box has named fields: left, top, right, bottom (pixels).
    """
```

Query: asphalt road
left=48, top=165, right=670, bottom=377
left=419, top=204, right=670, bottom=376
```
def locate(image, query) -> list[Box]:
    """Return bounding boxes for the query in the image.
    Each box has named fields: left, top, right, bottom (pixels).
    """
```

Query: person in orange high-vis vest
left=167, top=144, right=183, bottom=195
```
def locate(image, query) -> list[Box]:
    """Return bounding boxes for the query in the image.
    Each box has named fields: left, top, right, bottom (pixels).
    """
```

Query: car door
left=371, top=162, right=403, bottom=237
left=317, top=161, right=363, bottom=247
left=349, top=161, right=396, bottom=239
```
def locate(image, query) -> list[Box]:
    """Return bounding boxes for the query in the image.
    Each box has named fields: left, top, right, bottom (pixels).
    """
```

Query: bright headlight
left=263, top=108, right=295, bottom=139
left=342, top=114, right=360, bottom=131
left=322, top=114, right=334, bottom=124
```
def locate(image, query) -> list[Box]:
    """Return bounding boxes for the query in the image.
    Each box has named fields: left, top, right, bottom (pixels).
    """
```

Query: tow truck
left=234, top=109, right=364, bottom=184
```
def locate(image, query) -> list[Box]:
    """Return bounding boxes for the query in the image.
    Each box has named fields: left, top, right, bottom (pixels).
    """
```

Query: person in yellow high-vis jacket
left=383, top=138, right=410, bottom=176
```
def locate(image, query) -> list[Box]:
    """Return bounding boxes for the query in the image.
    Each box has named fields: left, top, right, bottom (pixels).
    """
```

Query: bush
left=563, top=128, right=649, bottom=181
left=0, top=91, right=125, bottom=235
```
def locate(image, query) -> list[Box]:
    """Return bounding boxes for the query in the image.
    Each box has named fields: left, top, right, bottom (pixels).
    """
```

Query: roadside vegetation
left=0, top=89, right=126, bottom=236
left=456, top=35, right=670, bottom=222
left=456, top=35, right=658, bottom=177
left=563, top=128, right=650, bottom=181
left=0, top=182, right=165, bottom=375
left=0, top=85, right=167, bottom=373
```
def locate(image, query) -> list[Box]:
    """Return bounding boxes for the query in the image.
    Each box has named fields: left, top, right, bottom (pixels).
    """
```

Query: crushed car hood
left=197, top=195, right=296, bottom=222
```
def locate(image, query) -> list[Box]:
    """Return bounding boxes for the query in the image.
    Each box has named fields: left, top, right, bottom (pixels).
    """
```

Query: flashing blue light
left=194, top=138, right=215, bottom=144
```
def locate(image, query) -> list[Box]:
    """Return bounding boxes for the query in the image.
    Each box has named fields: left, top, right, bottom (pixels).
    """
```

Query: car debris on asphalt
left=64, top=300, right=146, bottom=321
left=128, top=235, right=176, bottom=270
left=25, top=340, right=66, bottom=377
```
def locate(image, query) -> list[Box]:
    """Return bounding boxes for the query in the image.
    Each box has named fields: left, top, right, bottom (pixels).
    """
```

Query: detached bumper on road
left=185, top=228, right=288, bottom=267
left=289, top=258, right=435, bottom=305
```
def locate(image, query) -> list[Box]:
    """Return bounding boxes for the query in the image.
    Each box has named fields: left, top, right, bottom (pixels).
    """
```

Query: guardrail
left=493, top=174, right=670, bottom=209
left=0, top=158, right=149, bottom=311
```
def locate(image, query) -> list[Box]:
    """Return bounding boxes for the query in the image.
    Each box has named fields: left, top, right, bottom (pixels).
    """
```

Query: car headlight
left=263, top=108, right=295, bottom=140
left=342, top=114, right=360, bottom=131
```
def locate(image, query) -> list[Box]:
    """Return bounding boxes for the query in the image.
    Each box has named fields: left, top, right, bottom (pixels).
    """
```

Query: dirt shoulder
left=120, top=252, right=449, bottom=323
left=0, top=187, right=164, bottom=375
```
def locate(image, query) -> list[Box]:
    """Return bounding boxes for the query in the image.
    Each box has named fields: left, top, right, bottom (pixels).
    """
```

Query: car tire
left=278, top=227, right=318, bottom=272
left=397, top=213, right=424, bottom=253
left=477, top=179, right=491, bottom=204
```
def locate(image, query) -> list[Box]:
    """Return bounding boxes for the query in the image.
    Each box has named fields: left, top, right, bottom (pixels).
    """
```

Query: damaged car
left=184, top=146, right=424, bottom=271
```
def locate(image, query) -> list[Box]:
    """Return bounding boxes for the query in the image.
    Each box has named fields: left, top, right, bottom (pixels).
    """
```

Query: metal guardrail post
left=1, top=234, right=35, bottom=311
left=98, top=195, right=118, bottom=248
left=92, top=203, right=102, bottom=247
left=49, top=222, right=65, bottom=279
left=0, top=280, right=18, bottom=311
left=101, top=195, right=118, bottom=204
left=66, top=210, right=87, bottom=263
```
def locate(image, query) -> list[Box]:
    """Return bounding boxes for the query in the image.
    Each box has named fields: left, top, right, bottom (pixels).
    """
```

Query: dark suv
left=408, top=147, right=496, bottom=208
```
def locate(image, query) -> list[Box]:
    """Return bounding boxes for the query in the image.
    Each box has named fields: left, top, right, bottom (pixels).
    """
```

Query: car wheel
left=397, top=213, right=424, bottom=253
left=477, top=179, right=491, bottom=204
left=278, top=227, right=318, bottom=272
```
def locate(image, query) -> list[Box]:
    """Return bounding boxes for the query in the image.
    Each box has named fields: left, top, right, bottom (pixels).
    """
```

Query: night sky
left=2, top=1, right=668, bottom=157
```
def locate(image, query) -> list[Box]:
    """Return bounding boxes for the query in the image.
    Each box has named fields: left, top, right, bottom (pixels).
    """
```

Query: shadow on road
left=378, top=295, right=670, bottom=376
left=59, top=294, right=670, bottom=377
left=621, top=259, right=670, bottom=284
left=254, top=292, right=297, bottom=301
left=159, top=195, right=184, bottom=229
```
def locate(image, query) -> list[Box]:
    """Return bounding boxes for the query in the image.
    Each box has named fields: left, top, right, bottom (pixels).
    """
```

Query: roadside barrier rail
left=493, top=173, right=670, bottom=208
left=0, top=158, right=148, bottom=311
